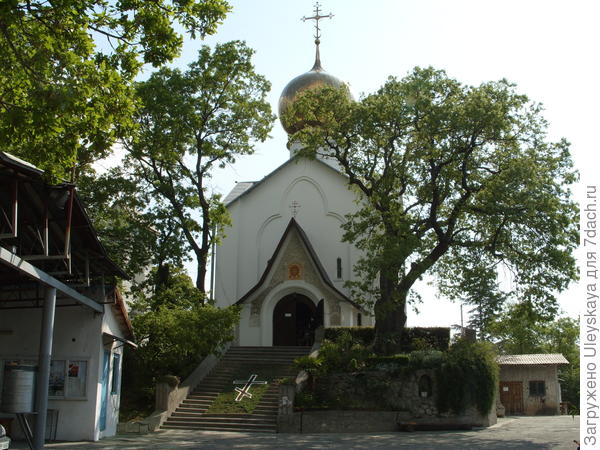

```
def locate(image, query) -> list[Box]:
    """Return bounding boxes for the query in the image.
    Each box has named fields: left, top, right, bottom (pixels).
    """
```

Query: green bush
left=323, top=326, right=450, bottom=351
left=436, top=339, right=498, bottom=415
left=324, top=326, right=375, bottom=345
left=318, top=330, right=372, bottom=373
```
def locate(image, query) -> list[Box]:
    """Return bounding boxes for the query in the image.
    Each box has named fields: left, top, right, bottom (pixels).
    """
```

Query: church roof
left=224, top=156, right=346, bottom=207
left=223, top=181, right=256, bottom=204
left=235, top=217, right=365, bottom=312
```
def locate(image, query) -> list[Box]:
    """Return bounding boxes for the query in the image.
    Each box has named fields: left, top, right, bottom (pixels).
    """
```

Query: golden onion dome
left=278, top=45, right=350, bottom=135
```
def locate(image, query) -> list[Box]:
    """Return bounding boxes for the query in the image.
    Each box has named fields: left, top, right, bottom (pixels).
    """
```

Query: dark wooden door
left=500, top=381, right=524, bottom=415
left=273, top=295, right=297, bottom=346
left=272, top=294, right=316, bottom=346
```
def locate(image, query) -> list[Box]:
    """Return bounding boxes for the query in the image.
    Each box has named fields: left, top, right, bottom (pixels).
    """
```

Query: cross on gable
left=290, top=200, right=301, bottom=217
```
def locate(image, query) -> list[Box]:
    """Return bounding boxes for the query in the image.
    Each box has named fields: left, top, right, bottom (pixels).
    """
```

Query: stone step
left=181, top=401, right=213, bottom=408
left=168, top=414, right=277, bottom=423
left=161, top=346, right=308, bottom=433
left=161, top=423, right=276, bottom=433
left=187, top=394, right=220, bottom=401
left=174, top=407, right=208, bottom=414
left=165, top=417, right=277, bottom=427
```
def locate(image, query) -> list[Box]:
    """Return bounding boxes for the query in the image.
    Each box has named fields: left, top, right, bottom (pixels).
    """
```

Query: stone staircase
left=161, top=346, right=310, bottom=433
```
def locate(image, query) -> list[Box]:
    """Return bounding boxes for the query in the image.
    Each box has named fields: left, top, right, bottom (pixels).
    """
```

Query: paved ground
left=10, top=416, right=580, bottom=449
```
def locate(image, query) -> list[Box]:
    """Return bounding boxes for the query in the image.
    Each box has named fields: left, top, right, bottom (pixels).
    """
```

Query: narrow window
left=529, top=380, right=545, bottom=396
left=357, top=312, right=362, bottom=326
left=336, top=257, right=342, bottom=279
left=111, top=353, right=121, bottom=394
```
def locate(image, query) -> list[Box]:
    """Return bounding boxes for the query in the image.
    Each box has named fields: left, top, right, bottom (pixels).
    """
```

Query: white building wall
left=0, top=302, right=128, bottom=441
left=215, top=158, right=362, bottom=308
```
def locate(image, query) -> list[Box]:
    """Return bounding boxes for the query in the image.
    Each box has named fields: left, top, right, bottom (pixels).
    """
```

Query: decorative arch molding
left=280, top=176, right=329, bottom=215
left=326, top=211, right=345, bottom=224
left=256, top=213, right=283, bottom=278
left=281, top=176, right=347, bottom=226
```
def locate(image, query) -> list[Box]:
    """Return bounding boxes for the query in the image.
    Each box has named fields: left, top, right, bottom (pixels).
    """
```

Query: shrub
left=436, top=339, right=498, bottom=415
left=318, top=330, right=372, bottom=373
left=324, top=326, right=375, bottom=345
left=323, top=326, right=450, bottom=351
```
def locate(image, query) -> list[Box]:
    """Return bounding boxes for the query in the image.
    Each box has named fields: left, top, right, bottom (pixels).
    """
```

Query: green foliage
left=317, top=331, right=372, bottom=373
left=436, top=340, right=499, bottom=415
left=293, top=355, right=323, bottom=375
left=288, top=67, right=578, bottom=353
left=323, top=326, right=375, bottom=345
left=0, top=0, right=230, bottom=180
left=205, top=364, right=284, bottom=414
left=125, top=40, right=275, bottom=290
left=121, top=266, right=239, bottom=418
left=77, top=169, right=191, bottom=278
left=208, top=384, right=268, bottom=414
left=323, top=326, right=450, bottom=351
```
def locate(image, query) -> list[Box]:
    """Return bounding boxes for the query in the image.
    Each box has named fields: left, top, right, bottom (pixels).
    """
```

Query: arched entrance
left=272, top=293, right=317, bottom=346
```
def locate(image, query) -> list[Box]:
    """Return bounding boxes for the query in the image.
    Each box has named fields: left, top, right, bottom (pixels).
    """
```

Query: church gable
left=236, top=218, right=361, bottom=327
left=224, top=156, right=348, bottom=208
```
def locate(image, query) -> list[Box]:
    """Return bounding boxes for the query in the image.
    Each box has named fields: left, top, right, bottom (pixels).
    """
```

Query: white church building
left=214, top=28, right=374, bottom=347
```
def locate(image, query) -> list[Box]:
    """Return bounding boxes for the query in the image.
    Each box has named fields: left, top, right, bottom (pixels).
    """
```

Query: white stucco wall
left=0, top=301, right=127, bottom=441
left=215, top=157, right=362, bottom=308
left=499, top=365, right=562, bottom=415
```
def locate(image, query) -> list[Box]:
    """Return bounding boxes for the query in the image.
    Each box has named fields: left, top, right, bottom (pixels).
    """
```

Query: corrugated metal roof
left=223, top=181, right=256, bottom=204
left=497, top=354, right=569, bottom=365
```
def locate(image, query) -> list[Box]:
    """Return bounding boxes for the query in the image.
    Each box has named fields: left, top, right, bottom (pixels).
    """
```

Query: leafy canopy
left=287, top=67, right=578, bottom=352
left=125, top=40, right=275, bottom=291
left=0, top=0, right=230, bottom=179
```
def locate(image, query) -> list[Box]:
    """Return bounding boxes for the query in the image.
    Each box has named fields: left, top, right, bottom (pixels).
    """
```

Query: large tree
left=125, top=40, right=275, bottom=291
left=77, top=168, right=189, bottom=280
left=0, top=0, right=230, bottom=180
left=288, top=67, right=578, bottom=353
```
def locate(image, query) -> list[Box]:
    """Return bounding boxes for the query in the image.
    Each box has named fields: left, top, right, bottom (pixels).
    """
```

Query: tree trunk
left=373, top=273, right=407, bottom=354
left=196, top=254, right=207, bottom=294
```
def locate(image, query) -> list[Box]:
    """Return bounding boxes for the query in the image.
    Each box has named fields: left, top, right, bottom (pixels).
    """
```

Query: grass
left=205, top=364, right=286, bottom=415
left=207, top=384, right=269, bottom=414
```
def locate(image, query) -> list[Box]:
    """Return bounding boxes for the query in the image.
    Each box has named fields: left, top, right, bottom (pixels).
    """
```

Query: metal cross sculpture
left=290, top=200, right=301, bottom=217
left=233, top=374, right=268, bottom=402
left=302, top=2, right=334, bottom=42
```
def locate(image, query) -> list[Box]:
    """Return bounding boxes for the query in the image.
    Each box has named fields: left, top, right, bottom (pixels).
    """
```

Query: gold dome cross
left=302, top=2, right=334, bottom=44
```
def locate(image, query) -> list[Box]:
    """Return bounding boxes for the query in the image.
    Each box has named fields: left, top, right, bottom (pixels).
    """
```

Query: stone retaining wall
left=279, top=408, right=495, bottom=433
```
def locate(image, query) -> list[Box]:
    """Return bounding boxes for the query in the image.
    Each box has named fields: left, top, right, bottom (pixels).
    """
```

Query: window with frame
left=336, top=257, right=342, bottom=279
left=529, top=380, right=545, bottom=396
left=111, top=353, right=121, bottom=395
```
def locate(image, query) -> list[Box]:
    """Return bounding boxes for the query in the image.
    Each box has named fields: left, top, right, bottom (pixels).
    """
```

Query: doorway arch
left=272, top=293, right=317, bottom=346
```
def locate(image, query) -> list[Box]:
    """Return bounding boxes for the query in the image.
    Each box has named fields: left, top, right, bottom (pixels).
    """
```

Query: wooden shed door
left=500, top=381, right=523, bottom=415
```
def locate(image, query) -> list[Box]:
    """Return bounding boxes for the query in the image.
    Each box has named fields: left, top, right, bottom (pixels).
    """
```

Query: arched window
left=418, top=374, right=433, bottom=398
left=336, top=257, right=342, bottom=279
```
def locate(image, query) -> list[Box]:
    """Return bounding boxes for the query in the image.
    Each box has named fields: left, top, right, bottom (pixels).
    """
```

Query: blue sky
left=133, top=0, right=598, bottom=326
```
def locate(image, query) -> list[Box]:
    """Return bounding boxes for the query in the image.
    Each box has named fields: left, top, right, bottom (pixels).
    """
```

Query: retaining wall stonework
left=279, top=408, right=495, bottom=433
left=278, top=368, right=497, bottom=433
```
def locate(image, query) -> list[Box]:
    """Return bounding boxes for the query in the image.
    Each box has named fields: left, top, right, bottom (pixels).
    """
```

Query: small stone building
left=497, top=354, right=569, bottom=415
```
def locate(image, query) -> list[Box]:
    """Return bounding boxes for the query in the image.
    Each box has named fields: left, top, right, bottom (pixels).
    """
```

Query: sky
left=133, top=0, right=599, bottom=327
